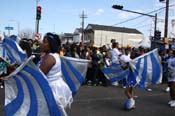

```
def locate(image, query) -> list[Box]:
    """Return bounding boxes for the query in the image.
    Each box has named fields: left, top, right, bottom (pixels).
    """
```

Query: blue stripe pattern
left=132, top=58, right=141, bottom=78
left=2, top=37, right=27, bottom=64
left=24, top=66, right=62, bottom=116
left=139, top=56, right=148, bottom=88
left=61, top=61, right=77, bottom=96
left=5, top=77, right=24, bottom=116
left=102, top=49, right=162, bottom=88
left=5, top=63, right=62, bottom=116
left=109, top=69, right=129, bottom=83
left=61, top=57, right=88, bottom=96
left=150, top=52, right=161, bottom=84
left=3, top=37, right=89, bottom=116
left=66, top=60, right=84, bottom=84
left=102, top=63, right=130, bottom=83
left=18, top=72, right=38, bottom=116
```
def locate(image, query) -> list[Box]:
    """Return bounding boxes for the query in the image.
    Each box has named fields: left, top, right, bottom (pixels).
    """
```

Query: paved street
left=1, top=84, right=175, bottom=116
left=67, top=84, right=175, bottom=116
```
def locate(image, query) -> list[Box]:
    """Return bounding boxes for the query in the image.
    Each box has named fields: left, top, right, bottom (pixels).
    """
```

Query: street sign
left=5, top=26, right=14, bottom=30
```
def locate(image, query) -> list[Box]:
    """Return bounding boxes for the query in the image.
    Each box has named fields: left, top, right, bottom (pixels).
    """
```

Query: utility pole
left=80, top=11, right=87, bottom=43
left=154, top=13, right=157, bottom=37
left=164, top=0, right=169, bottom=38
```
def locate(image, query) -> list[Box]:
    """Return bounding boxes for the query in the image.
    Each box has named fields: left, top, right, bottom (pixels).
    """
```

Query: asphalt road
left=1, top=84, right=175, bottom=116
left=67, top=84, right=175, bottom=116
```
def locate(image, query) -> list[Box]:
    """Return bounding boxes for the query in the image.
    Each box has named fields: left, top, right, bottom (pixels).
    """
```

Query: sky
left=0, top=0, right=175, bottom=38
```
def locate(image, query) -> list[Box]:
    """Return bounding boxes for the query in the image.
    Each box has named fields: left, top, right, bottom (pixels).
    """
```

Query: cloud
left=118, top=12, right=137, bottom=19
left=95, top=9, right=104, bottom=16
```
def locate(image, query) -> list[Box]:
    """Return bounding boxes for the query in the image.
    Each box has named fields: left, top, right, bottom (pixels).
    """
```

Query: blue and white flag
left=2, top=36, right=27, bottom=65
left=61, top=56, right=89, bottom=96
left=4, top=56, right=89, bottom=116
left=102, top=49, right=162, bottom=88
left=130, top=48, right=162, bottom=88
left=4, top=56, right=66, bottom=116
left=102, top=63, right=129, bottom=83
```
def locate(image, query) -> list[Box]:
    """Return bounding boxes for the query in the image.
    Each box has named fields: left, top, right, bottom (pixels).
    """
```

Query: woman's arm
left=39, top=55, right=56, bottom=75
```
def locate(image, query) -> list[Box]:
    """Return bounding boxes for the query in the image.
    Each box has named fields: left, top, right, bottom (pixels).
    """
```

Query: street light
left=112, top=5, right=123, bottom=10
left=159, top=0, right=165, bottom=2
left=112, top=5, right=155, bottom=17
left=112, top=4, right=158, bottom=39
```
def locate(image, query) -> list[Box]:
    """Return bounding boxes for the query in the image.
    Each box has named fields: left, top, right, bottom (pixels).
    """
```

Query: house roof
left=86, top=24, right=142, bottom=34
left=62, top=33, right=74, bottom=39
left=74, top=28, right=83, bottom=34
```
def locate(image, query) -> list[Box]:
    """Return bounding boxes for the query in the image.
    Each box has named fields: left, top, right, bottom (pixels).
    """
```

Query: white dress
left=45, top=53, right=73, bottom=108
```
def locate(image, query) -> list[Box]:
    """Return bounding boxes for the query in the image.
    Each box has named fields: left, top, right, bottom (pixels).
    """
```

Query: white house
left=83, top=24, right=144, bottom=47
left=73, top=28, right=82, bottom=43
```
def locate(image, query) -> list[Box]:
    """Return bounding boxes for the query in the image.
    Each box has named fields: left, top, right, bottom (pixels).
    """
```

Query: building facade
left=84, top=24, right=144, bottom=47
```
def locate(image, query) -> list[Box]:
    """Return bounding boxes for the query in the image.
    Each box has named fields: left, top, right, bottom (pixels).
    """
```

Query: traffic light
left=112, top=5, right=123, bottom=10
left=159, top=0, right=165, bottom=2
left=36, top=6, right=42, bottom=20
left=154, top=30, right=161, bottom=40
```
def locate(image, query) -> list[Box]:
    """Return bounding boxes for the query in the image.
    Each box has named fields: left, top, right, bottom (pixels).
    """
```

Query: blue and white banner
left=102, top=63, right=129, bottom=83
left=102, top=49, right=162, bottom=88
left=4, top=56, right=89, bottom=116
left=130, top=48, right=162, bottom=88
left=2, top=36, right=90, bottom=115
left=61, top=56, right=89, bottom=96
left=2, top=36, right=27, bottom=65
left=4, top=56, right=66, bottom=116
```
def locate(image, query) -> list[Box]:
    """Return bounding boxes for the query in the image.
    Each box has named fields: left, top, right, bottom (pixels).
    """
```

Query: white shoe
left=123, top=86, right=126, bottom=89
left=147, top=88, right=152, bottom=92
left=170, top=101, right=175, bottom=107
left=165, top=87, right=170, bottom=92
left=112, top=82, right=119, bottom=86
left=168, top=100, right=173, bottom=105
left=130, top=98, right=135, bottom=108
left=0, top=85, right=3, bottom=88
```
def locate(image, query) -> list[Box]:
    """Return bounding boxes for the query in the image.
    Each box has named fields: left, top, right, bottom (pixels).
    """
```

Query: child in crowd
left=119, top=48, right=136, bottom=110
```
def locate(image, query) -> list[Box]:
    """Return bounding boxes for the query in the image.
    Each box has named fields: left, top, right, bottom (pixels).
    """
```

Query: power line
left=131, top=10, right=165, bottom=28
left=135, top=23, right=152, bottom=29
left=113, top=4, right=175, bottom=26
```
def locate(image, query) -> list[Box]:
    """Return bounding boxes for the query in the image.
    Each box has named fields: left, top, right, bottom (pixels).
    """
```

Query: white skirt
left=49, top=77, right=73, bottom=108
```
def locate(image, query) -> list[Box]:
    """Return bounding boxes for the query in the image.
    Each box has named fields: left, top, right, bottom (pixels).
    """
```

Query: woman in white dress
left=38, top=32, right=73, bottom=115
left=167, top=49, right=175, bottom=107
